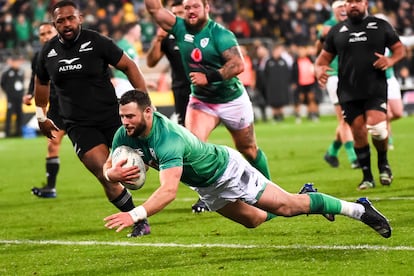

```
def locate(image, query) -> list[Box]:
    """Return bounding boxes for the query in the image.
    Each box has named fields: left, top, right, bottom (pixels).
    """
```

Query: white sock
left=340, top=200, right=365, bottom=220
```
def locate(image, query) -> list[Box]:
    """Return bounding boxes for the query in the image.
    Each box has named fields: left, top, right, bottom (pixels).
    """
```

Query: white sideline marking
left=136, top=197, right=414, bottom=202
left=1, top=240, right=413, bottom=251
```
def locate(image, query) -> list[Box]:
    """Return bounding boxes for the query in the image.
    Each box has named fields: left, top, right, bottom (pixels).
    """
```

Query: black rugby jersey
left=324, top=16, right=400, bottom=103
left=36, top=29, right=123, bottom=126
left=161, top=34, right=190, bottom=90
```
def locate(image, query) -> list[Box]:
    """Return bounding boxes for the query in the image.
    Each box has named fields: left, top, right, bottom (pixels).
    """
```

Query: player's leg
left=386, top=77, right=403, bottom=150
left=366, top=109, right=393, bottom=186
left=45, top=129, right=65, bottom=188
left=343, top=102, right=375, bottom=190
left=256, top=183, right=391, bottom=238
left=219, top=92, right=271, bottom=179
left=185, top=96, right=219, bottom=142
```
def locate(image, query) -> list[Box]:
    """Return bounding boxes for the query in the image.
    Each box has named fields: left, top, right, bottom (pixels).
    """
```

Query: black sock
left=110, top=188, right=135, bottom=212
left=355, top=145, right=373, bottom=181
left=377, top=150, right=388, bottom=169
left=46, top=157, right=60, bottom=189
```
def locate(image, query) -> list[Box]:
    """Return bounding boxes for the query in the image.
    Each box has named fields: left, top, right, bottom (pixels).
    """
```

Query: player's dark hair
left=171, top=0, right=183, bottom=7
left=120, top=90, right=152, bottom=110
left=51, top=0, right=78, bottom=14
left=39, top=21, right=54, bottom=29
left=121, top=21, right=139, bottom=34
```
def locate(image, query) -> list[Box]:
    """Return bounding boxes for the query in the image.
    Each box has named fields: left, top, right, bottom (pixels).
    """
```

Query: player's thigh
left=255, top=183, right=310, bottom=216
left=185, top=101, right=219, bottom=142
left=216, top=200, right=268, bottom=228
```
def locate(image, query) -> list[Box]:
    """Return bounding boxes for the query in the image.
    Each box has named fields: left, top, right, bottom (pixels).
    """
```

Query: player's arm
left=219, top=46, right=245, bottom=80
left=189, top=46, right=245, bottom=86
left=373, top=41, right=405, bottom=71
left=314, top=50, right=334, bottom=87
left=34, top=76, right=59, bottom=138
left=114, top=53, right=148, bottom=93
left=104, top=166, right=182, bottom=232
left=144, top=0, right=176, bottom=32
left=147, top=27, right=167, bottom=67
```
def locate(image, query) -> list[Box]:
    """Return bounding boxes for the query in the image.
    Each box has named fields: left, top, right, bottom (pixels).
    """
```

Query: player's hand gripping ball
left=111, top=146, right=146, bottom=190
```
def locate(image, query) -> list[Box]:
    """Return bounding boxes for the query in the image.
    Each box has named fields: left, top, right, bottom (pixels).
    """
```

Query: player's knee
left=242, top=217, right=263, bottom=228
left=367, top=121, right=388, bottom=140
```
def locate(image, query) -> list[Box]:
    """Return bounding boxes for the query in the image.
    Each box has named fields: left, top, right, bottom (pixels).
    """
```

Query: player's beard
left=185, top=13, right=208, bottom=32
left=130, top=118, right=147, bottom=138
left=348, top=10, right=366, bottom=24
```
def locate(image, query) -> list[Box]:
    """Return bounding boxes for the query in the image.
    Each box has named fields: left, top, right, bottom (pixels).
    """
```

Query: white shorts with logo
left=193, top=147, right=268, bottom=211
left=326, top=75, right=339, bottom=105
left=387, top=76, right=402, bottom=100
left=188, top=91, right=254, bottom=130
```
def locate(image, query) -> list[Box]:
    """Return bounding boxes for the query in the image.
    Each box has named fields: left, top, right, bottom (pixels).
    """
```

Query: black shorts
left=341, top=97, right=387, bottom=125
left=47, top=98, right=65, bottom=130
left=66, top=122, right=120, bottom=158
left=293, top=84, right=316, bottom=104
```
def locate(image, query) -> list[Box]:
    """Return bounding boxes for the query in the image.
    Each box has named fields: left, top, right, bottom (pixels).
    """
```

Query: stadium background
left=0, top=0, right=413, bottom=135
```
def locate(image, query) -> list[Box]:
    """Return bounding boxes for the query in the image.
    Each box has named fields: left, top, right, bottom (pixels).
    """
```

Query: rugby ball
left=111, top=145, right=146, bottom=190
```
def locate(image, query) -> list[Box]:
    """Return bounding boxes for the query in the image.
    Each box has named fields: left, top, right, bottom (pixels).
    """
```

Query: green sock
left=328, top=140, right=342, bottom=157
left=344, top=141, right=357, bottom=163
left=308, top=193, right=342, bottom=214
left=266, top=212, right=277, bottom=221
left=250, top=148, right=271, bottom=179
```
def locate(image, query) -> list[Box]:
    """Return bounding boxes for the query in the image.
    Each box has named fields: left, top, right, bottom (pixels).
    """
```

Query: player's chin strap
left=128, top=205, right=147, bottom=222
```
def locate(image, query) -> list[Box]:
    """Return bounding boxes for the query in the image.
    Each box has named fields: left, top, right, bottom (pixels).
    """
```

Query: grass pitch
left=1, top=115, right=413, bottom=275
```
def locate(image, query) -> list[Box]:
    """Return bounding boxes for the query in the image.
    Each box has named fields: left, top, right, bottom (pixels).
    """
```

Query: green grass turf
left=1, top=115, right=413, bottom=275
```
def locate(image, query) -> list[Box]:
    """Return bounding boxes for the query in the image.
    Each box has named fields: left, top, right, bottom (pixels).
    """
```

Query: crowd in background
left=0, top=0, right=413, bottom=124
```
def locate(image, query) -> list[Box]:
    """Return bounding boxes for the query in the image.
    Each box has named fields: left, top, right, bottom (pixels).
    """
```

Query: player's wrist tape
left=205, top=69, right=223, bottom=83
left=128, top=205, right=147, bottom=223
left=36, top=106, right=47, bottom=123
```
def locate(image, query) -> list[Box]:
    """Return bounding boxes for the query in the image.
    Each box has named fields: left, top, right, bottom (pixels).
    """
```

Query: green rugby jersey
left=170, top=17, right=244, bottom=103
left=112, top=112, right=229, bottom=187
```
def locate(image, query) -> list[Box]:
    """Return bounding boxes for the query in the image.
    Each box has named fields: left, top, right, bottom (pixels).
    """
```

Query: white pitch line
left=1, top=240, right=413, bottom=251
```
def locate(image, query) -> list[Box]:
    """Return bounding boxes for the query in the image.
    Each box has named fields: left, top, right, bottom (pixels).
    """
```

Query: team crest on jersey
left=47, top=49, right=58, bottom=57
left=191, top=48, right=202, bottom=62
left=366, top=22, right=378, bottom=29
left=79, top=41, right=93, bottom=52
left=184, top=34, right=194, bottom=43
left=200, top=38, right=209, bottom=48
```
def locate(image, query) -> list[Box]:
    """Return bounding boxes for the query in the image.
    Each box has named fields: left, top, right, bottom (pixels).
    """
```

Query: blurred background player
left=23, top=22, right=64, bottom=198
left=1, top=54, right=25, bottom=138
left=112, top=21, right=142, bottom=99
left=317, top=1, right=358, bottom=169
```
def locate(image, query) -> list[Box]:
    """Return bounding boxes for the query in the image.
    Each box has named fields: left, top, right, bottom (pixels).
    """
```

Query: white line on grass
left=135, top=197, right=414, bottom=202
left=1, top=240, right=413, bottom=251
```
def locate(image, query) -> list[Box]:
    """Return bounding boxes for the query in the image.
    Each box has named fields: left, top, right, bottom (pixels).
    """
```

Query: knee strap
left=366, top=121, right=388, bottom=140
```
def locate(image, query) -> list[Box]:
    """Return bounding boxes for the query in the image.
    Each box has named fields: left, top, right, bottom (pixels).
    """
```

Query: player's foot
left=31, top=187, right=56, bottom=198
left=127, top=219, right=151, bottom=237
left=324, top=153, right=339, bottom=168
left=351, top=160, right=360, bottom=169
left=192, top=198, right=210, bottom=213
left=379, top=165, right=393, bottom=186
left=298, top=183, right=335, bottom=222
left=357, top=180, right=375, bottom=190
left=356, top=197, right=391, bottom=238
